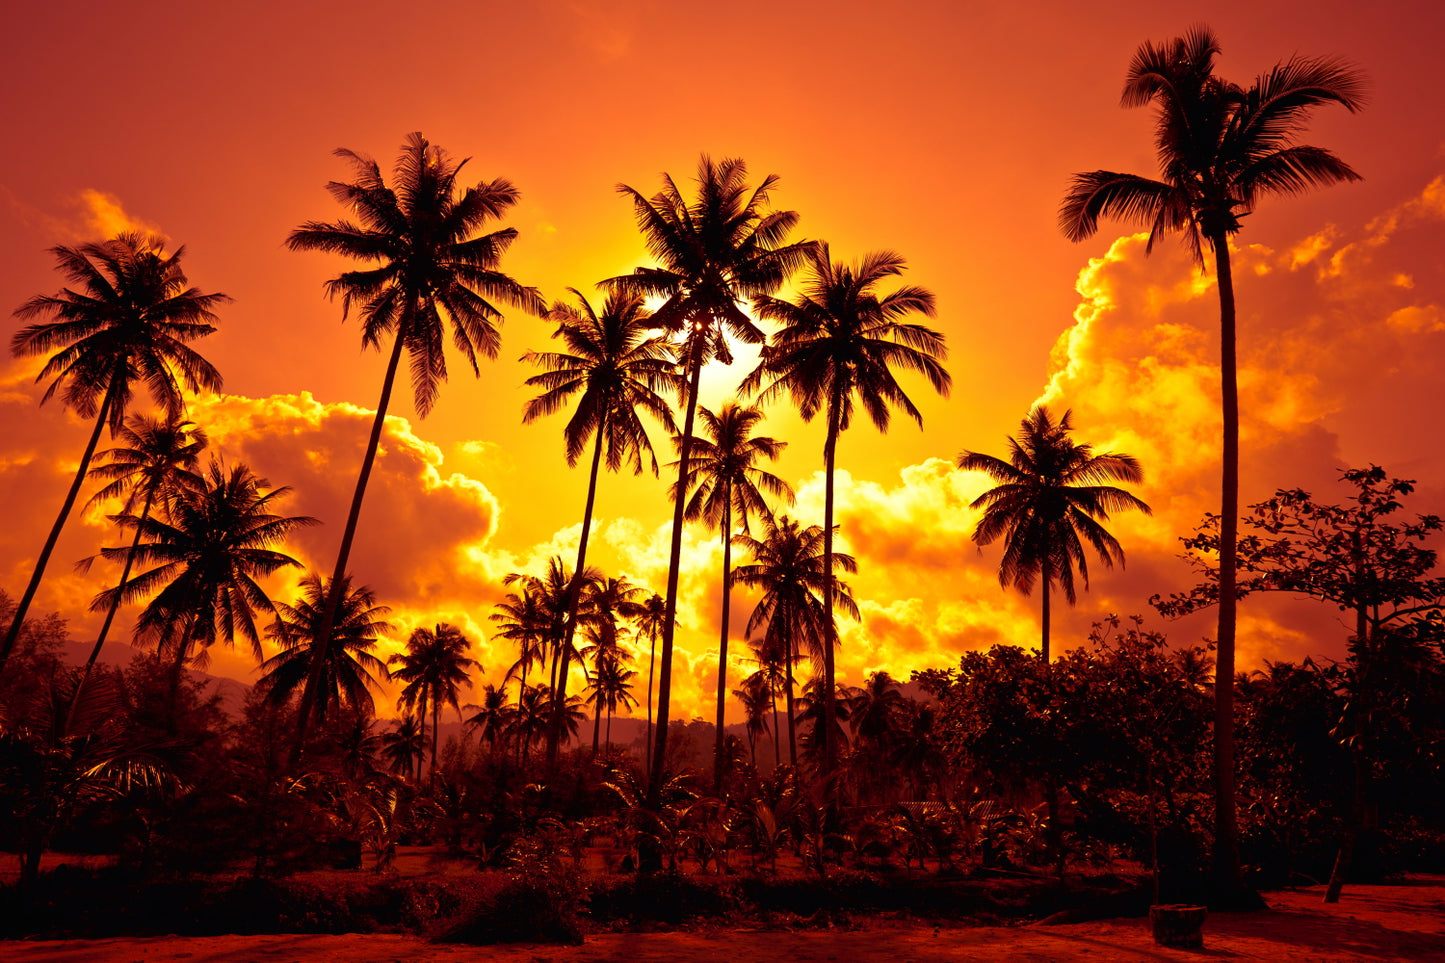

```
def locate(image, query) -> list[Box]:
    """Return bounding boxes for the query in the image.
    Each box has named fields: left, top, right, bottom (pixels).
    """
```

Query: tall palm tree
left=635, top=592, right=666, bottom=770
left=75, top=416, right=207, bottom=699
left=490, top=583, right=549, bottom=722
left=286, top=133, right=544, bottom=744
left=676, top=403, right=792, bottom=792
left=579, top=576, right=644, bottom=756
left=740, top=640, right=792, bottom=770
left=92, top=459, right=314, bottom=688
left=732, top=673, right=773, bottom=769
left=522, top=293, right=676, bottom=770
left=612, top=155, right=813, bottom=809
left=732, top=515, right=859, bottom=767
left=258, top=573, right=393, bottom=722
left=958, top=406, right=1150, bottom=662
left=464, top=683, right=513, bottom=755
left=746, top=243, right=949, bottom=788
left=379, top=714, right=425, bottom=779
left=1059, top=27, right=1363, bottom=889
left=388, top=623, right=478, bottom=782
left=585, top=653, right=639, bottom=756
left=4, top=233, right=225, bottom=670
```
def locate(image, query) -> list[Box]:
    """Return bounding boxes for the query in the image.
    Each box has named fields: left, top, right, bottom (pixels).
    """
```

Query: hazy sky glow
left=3, top=1, right=1442, bottom=722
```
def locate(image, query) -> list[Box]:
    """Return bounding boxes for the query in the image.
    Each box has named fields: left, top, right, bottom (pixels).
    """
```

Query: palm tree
left=740, top=639, right=793, bottom=770
left=388, top=623, right=478, bottom=782
left=91, top=459, right=314, bottom=696
left=732, top=515, right=859, bottom=766
left=676, top=403, right=792, bottom=792
left=612, top=155, right=813, bottom=809
left=585, top=654, right=639, bottom=756
left=522, top=293, right=676, bottom=770
left=286, top=133, right=544, bottom=744
left=75, top=416, right=207, bottom=701
left=464, top=683, right=513, bottom=755
left=4, top=233, right=225, bottom=671
left=732, top=673, right=773, bottom=768
left=489, top=584, right=549, bottom=723
left=746, top=243, right=950, bottom=788
left=258, top=573, right=393, bottom=722
left=379, top=715, right=425, bottom=778
left=1059, top=27, right=1363, bottom=889
left=635, top=592, right=666, bottom=770
left=958, top=406, right=1151, bottom=662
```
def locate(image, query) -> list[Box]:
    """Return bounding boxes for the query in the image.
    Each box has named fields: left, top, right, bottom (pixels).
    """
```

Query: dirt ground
left=5, top=876, right=1443, bottom=963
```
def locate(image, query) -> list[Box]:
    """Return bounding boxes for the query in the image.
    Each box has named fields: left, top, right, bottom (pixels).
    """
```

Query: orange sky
left=3, top=0, right=1443, bottom=723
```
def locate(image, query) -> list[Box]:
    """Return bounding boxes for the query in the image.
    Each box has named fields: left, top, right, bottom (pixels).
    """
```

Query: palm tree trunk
left=549, top=429, right=607, bottom=772
left=647, top=333, right=706, bottom=811
left=416, top=694, right=428, bottom=782
left=431, top=691, right=440, bottom=784
left=645, top=631, right=657, bottom=776
left=1209, top=232, right=1242, bottom=895
left=295, top=332, right=407, bottom=760
left=67, top=479, right=158, bottom=731
left=713, top=491, right=734, bottom=796
left=784, top=635, right=798, bottom=767
left=1041, top=560, right=1052, bottom=664
left=820, top=402, right=841, bottom=797
left=771, top=682, right=782, bottom=771
left=592, top=691, right=603, bottom=757
left=0, top=379, right=120, bottom=671
left=1325, top=596, right=1373, bottom=903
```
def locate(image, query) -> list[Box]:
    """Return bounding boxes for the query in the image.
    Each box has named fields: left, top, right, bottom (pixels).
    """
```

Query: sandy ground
left=5, top=877, right=1444, bottom=963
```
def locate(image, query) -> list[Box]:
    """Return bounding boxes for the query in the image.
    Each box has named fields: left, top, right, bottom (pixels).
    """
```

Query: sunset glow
left=2, top=0, right=1442, bottom=731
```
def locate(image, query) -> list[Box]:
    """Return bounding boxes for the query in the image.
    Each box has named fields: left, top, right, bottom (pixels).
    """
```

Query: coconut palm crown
left=958, top=406, right=1151, bottom=662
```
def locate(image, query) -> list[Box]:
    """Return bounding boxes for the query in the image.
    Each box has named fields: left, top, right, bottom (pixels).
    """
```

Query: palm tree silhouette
left=75, top=416, right=207, bottom=701
left=958, top=406, right=1150, bottom=662
left=522, top=287, right=677, bottom=769
left=379, top=715, right=425, bottom=779
left=732, top=515, right=858, bottom=766
left=1059, top=27, right=1363, bottom=889
left=286, top=132, right=543, bottom=744
left=675, top=402, right=792, bottom=792
left=4, top=233, right=225, bottom=670
left=388, top=623, right=478, bottom=783
left=92, top=459, right=314, bottom=706
left=732, top=673, right=772, bottom=769
left=612, top=155, right=812, bottom=809
left=258, top=573, right=393, bottom=723
left=746, top=243, right=949, bottom=788
left=635, top=592, right=666, bottom=770
left=740, top=638, right=793, bottom=771
left=464, top=683, right=513, bottom=756
left=579, top=575, right=644, bottom=756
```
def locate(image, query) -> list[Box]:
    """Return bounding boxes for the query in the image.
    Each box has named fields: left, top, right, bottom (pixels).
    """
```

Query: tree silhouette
left=286, top=132, right=543, bottom=746
left=635, top=592, right=666, bottom=771
left=612, top=155, right=813, bottom=812
left=747, top=243, right=949, bottom=790
left=91, top=459, right=313, bottom=703
left=388, top=623, right=477, bottom=783
left=732, top=515, right=858, bottom=766
left=676, top=402, right=792, bottom=792
left=75, top=416, right=207, bottom=704
left=522, top=287, right=677, bottom=770
left=4, top=233, right=225, bottom=670
left=958, top=406, right=1150, bottom=662
left=258, top=573, right=392, bottom=723
left=1060, top=26, right=1364, bottom=892
left=464, top=683, right=513, bottom=755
